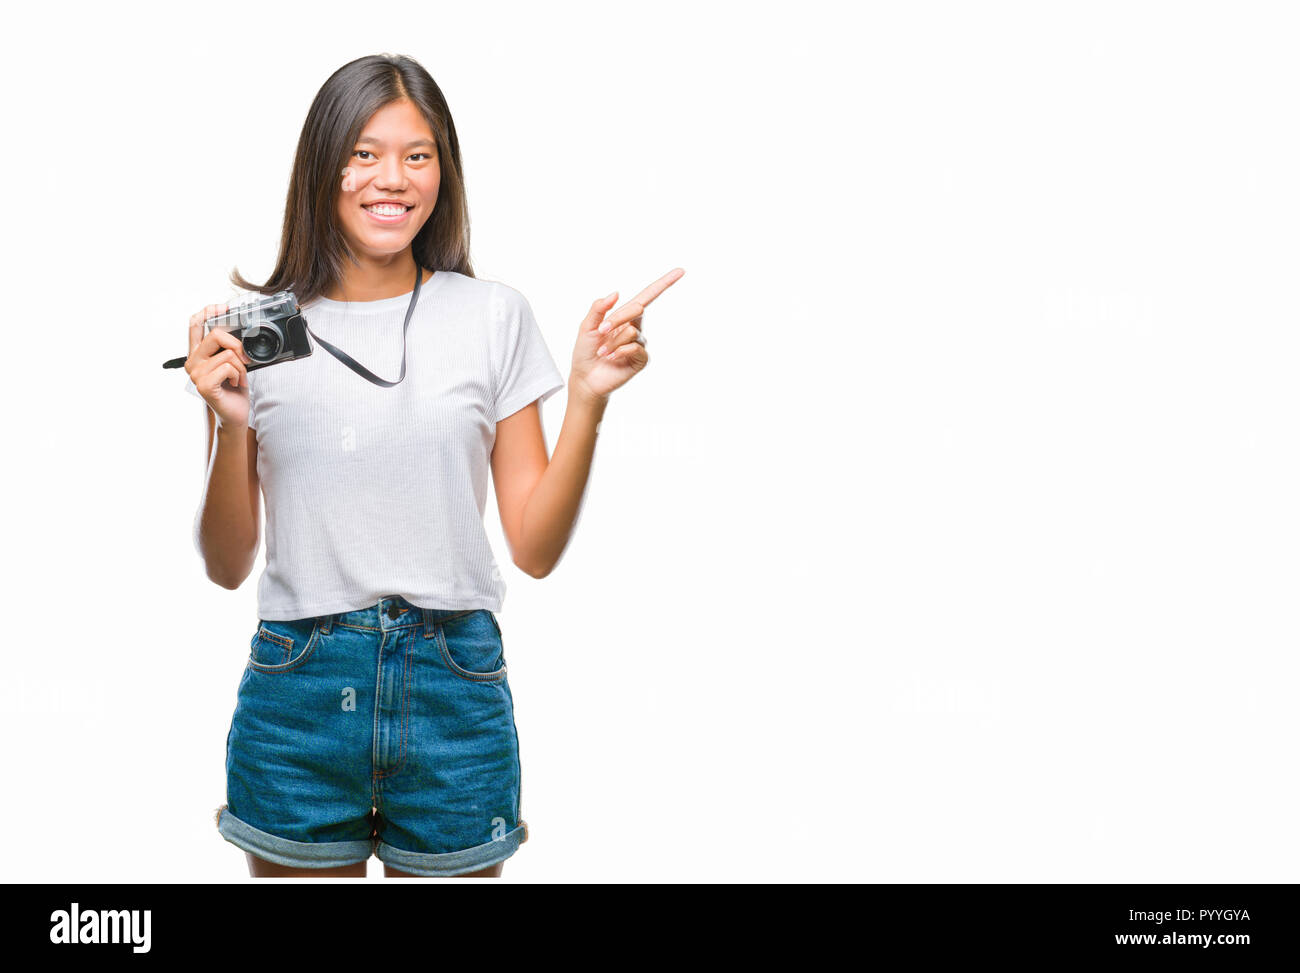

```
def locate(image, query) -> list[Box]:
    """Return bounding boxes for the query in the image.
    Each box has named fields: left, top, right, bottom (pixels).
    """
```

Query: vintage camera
left=203, top=290, right=313, bottom=371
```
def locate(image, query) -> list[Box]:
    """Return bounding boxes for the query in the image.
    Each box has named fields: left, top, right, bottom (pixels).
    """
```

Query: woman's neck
left=323, top=255, right=430, bottom=302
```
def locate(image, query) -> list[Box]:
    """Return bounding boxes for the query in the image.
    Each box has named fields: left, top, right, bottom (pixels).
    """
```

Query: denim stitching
left=400, top=631, right=413, bottom=771
left=252, top=627, right=293, bottom=665
left=370, top=628, right=387, bottom=784
left=246, top=619, right=321, bottom=674
left=337, top=621, right=422, bottom=633
left=435, top=621, right=508, bottom=683
left=258, top=628, right=293, bottom=649
left=374, top=629, right=413, bottom=780
left=421, top=608, right=476, bottom=639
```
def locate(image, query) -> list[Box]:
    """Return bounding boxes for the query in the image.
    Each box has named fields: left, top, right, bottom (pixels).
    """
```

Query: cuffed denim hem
left=374, top=821, right=528, bottom=876
left=215, top=805, right=373, bottom=870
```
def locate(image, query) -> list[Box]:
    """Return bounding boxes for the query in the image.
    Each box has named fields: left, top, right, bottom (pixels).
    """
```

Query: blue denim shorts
left=215, top=596, right=528, bottom=876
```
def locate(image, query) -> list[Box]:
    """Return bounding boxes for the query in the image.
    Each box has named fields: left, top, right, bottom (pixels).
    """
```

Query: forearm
left=195, top=412, right=260, bottom=589
left=514, top=385, right=608, bottom=577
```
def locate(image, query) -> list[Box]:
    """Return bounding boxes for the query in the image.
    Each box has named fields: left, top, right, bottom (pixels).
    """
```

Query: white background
left=1, top=0, right=1295, bottom=882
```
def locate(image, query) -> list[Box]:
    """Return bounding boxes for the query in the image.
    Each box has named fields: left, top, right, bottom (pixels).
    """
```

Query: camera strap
left=303, top=263, right=425, bottom=388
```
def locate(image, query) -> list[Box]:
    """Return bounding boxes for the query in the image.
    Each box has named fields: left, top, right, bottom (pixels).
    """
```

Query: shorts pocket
left=436, top=610, right=507, bottom=683
left=248, top=617, right=321, bottom=673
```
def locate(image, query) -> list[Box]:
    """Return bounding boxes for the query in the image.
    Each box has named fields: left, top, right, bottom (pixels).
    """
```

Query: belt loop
left=319, top=612, right=333, bottom=635
left=421, top=607, right=436, bottom=639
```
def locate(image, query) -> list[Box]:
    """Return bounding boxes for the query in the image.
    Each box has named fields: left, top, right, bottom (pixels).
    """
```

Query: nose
left=374, top=153, right=408, bottom=193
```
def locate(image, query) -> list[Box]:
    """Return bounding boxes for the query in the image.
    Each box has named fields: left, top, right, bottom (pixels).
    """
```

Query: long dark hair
left=231, top=53, right=474, bottom=305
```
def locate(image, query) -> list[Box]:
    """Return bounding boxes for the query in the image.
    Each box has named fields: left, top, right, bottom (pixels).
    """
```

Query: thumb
left=582, top=290, right=618, bottom=334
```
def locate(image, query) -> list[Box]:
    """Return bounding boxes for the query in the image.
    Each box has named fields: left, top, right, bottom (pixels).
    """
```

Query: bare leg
left=247, top=852, right=368, bottom=877
left=384, top=861, right=503, bottom=878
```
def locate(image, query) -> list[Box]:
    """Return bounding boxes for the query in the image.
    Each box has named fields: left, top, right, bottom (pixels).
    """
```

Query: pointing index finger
left=626, top=267, right=684, bottom=312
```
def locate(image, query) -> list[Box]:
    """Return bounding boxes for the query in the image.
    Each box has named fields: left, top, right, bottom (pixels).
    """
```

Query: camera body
left=204, top=291, right=312, bottom=371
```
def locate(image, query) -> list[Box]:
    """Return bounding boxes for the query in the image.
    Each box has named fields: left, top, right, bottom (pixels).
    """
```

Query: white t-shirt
left=226, top=270, right=564, bottom=620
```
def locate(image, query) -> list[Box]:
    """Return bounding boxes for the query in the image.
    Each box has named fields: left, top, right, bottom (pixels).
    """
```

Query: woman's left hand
left=571, top=267, right=684, bottom=402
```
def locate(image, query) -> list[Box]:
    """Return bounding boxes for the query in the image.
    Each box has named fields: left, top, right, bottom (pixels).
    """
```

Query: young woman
left=184, top=53, right=682, bottom=878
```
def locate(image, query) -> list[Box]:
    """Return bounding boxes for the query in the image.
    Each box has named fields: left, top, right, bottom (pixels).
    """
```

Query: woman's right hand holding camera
left=186, top=304, right=253, bottom=429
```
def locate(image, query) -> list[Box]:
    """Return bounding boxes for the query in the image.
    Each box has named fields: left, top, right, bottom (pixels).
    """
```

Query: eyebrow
left=355, top=136, right=436, bottom=149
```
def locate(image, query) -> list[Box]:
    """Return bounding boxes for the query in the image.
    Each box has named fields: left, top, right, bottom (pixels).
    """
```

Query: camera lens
left=241, top=324, right=283, bottom=363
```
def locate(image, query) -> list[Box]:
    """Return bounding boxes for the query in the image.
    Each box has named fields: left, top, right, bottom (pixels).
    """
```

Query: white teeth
left=365, top=204, right=407, bottom=216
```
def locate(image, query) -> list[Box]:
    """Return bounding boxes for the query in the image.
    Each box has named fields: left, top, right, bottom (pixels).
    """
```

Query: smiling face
left=336, top=99, right=441, bottom=262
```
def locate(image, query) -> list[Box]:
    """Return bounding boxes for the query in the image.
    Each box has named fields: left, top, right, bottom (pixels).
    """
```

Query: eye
left=352, top=150, right=429, bottom=162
